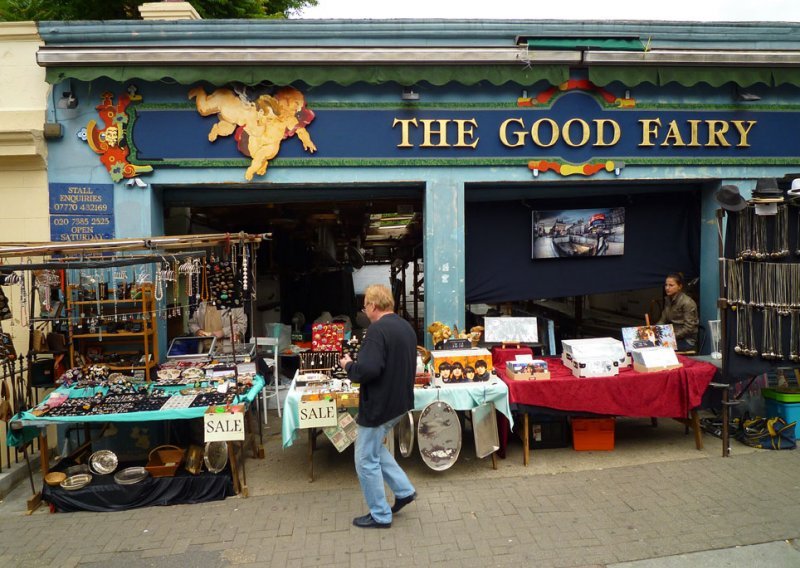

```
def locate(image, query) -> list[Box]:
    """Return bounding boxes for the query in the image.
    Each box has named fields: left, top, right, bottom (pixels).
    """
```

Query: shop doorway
left=161, top=185, right=424, bottom=344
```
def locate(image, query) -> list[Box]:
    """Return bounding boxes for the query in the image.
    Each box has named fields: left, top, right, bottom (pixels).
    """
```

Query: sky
left=295, top=0, right=800, bottom=22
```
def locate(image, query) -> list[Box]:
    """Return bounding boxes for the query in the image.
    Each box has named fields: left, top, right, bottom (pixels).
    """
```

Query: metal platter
left=60, top=473, right=92, bottom=491
left=89, top=449, right=119, bottom=475
left=65, top=464, right=90, bottom=477
left=204, top=441, right=228, bottom=474
left=396, top=411, right=415, bottom=458
left=471, top=402, right=500, bottom=459
left=114, top=466, right=149, bottom=485
left=417, top=400, right=461, bottom=471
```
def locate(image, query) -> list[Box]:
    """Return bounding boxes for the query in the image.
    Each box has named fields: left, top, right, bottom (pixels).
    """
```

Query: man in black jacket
left=339, top=284, right=417, bottom=529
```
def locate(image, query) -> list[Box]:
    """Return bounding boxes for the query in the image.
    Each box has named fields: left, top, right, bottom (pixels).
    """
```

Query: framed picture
left=532, top=207, right=625, bottom=259
left=621, top=324, right=677, bottom=352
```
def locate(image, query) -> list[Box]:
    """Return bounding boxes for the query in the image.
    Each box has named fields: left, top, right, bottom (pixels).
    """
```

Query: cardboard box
left=505, top=361, right=532, bottom=380
left=631, top=346, right=681, bottom=373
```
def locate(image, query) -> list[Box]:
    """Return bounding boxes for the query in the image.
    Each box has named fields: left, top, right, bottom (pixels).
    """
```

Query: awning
left=526, top=37, right=645, bottom=51
left=45, top=64, right=571, bottom=87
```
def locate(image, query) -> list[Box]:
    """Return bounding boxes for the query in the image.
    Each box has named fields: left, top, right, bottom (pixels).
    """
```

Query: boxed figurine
left=431, top=348, right=493, bottom=384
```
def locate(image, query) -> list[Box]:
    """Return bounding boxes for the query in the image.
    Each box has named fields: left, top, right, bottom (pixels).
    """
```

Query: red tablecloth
left=495, top=353, right=717, bottom=419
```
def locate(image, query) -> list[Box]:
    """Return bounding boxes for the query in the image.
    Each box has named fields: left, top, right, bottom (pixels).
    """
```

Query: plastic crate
left=571, top=418, right=615, bottom=451
left=764, top=399, right=800, bottom=426
left=528, top=417, right=570, bottom=449
left=762, top=388, right=800, bottom=404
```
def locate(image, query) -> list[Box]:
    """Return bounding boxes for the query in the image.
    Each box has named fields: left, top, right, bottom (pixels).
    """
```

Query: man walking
left=339, top=284, right=417, bottom=528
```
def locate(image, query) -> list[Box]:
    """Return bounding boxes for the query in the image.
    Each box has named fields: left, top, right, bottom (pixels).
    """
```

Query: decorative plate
left=60, top=473, right=92, bottom=491
left=157, top=368, right=182, bottom=381
left=181, top=367, right=206, bottom=380
left=89, top=449, right=119, bottom=475
left=204, top=441, right=228, bottom=474
left=417, top=400, right=461, bottom=472
left=114, top=466, right=149, bottom=485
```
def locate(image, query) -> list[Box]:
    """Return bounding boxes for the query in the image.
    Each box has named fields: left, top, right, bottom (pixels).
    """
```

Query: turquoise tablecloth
left=7, top=377, right=265, bottom=447
left=281, top=377, right=513, bottom=448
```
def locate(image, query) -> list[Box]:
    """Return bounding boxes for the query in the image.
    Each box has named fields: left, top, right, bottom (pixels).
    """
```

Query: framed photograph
left=532, top=207, right=625, bottom=259
left=621, top=325, right=677, bottom=352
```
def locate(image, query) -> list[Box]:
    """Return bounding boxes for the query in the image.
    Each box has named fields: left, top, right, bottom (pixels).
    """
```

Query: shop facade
left=35, top=18, right=800, bottom=351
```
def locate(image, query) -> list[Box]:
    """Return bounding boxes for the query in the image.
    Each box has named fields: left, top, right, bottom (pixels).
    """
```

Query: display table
left=8, top=377, right=264, bottom=510
left=281, top=377, right=513, bottom=479
left=493, top=350, right=718, bottom=464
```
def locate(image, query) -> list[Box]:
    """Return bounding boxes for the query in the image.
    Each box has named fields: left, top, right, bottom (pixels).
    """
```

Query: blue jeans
left=354, top=414, right=415, bottom=524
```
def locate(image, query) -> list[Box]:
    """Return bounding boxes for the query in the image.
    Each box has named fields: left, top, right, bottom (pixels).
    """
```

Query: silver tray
left=396, top=411, right=415, bottom=458
left=89, top=449, right=119, bottom=475
left=204, top=441, right=228, bottom=474
left=471, top=402, right=500, bottom=459
left=65, top=464, right=90, bottom=477
left=417, top=401, right=461, bottom=471
left=114, top=466, right=149, bottom=485
left=60, top=473, right=92, bottom=491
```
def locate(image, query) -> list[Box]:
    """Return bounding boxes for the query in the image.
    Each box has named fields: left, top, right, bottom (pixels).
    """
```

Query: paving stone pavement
left=1, top=447, right=799, bottom=567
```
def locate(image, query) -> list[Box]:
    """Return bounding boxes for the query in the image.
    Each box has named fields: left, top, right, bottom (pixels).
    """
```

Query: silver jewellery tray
left=114, top=466, right=149, bottom=485
left=89, top=449, right=119, bottom=475
left=396, top=411, right=415, bottom=458
left=417, top=400, right=461, bottom=471
left=60, top=473, right=92, bottom=491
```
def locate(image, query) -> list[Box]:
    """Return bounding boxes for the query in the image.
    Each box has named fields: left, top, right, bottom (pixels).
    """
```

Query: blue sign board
left=128, top=92, right=800, bottom=166
left=49, top=183, right=114, bottom=242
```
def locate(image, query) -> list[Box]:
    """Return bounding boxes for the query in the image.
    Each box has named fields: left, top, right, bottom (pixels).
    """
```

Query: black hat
left=715, top=185, right=747, bottom=211
left=752, top=178, right=782, bottom=198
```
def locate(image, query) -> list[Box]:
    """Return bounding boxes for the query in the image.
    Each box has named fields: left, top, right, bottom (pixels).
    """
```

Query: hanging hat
left=788, top=178, right=800, bottom=197
left=714, top=185, right=747, bottom=211
left=751, top=178, right=783, bottom=202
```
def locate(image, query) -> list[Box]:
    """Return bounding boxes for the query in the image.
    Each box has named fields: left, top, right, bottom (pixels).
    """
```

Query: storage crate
left=764, top=399, right=800, bottom=426
left=528, top=417, right=570, bottom=449
left=762, top=388, right=800, bottom=404
left=571, top=418, right=615, bottom=451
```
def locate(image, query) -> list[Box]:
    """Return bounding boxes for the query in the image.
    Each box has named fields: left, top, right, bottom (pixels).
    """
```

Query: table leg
left=308, top=428, right=315, bottom=483
left=690, top=409, right=704, bottom=450
left=491, top=451, right=497, bottom=470
left=39, top=431, right=49, bottom=476
left=522, top=412, right=530, bottom=466
left=228, top=442, right=241, bottom=495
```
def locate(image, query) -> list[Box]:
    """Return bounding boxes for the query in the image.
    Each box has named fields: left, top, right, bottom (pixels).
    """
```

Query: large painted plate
left=417, top=401, right=461, bottom=471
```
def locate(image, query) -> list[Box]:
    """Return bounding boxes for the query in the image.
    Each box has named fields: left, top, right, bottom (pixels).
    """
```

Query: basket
left=144, top=444, right=185, bottom=478
left=44, top=471, right=67, bottom=486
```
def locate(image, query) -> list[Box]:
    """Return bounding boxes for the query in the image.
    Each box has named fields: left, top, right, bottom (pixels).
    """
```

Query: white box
left=561, top=337, right=629, bottom=368
left=569, top=356, right=620, bottom=378
left=630, top=346, right=681, bottom=373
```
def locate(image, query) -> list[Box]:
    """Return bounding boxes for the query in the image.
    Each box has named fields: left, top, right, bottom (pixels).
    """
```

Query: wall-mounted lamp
left=401, top=87, right=420, bottom=101
left=56, top=90, right=78, bottom=109
left=735, top=86, right=761, bottom=102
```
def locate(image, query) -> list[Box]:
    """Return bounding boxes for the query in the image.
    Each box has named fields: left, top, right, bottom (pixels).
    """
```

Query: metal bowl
left=89, top=449, right=119, bottom=475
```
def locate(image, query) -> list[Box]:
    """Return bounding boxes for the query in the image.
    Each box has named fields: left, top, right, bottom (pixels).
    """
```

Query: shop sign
left=49, top=183, right=114, bottom=241
left=204, top=404, right=245, bottom=442
left=298, top=398, right=338, bottom=429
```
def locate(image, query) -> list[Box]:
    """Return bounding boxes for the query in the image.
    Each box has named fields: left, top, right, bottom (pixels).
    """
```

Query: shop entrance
left=161, top=185, right=424, bottom=345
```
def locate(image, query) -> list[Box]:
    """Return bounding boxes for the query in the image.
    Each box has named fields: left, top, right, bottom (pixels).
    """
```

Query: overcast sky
left=295, top=0, right=800, bottom=22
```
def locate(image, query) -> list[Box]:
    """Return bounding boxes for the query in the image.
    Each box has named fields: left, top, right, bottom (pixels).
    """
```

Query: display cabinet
left=66, top=283, right=158, bottom=376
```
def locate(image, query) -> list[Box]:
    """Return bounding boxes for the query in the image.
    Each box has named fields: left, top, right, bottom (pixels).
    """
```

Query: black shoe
left=352, top=513, right=391, bottom=529
left=391, top=492, right=417, bottom=514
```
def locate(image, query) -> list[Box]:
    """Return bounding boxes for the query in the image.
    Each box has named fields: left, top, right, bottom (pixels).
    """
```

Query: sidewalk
left=1, top=417, right=799, bottom=567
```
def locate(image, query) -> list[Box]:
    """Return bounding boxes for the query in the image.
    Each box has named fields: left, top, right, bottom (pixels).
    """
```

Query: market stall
left=492, top=346, right=718, bottom=465
left=1, top=233, right=268, bottom=512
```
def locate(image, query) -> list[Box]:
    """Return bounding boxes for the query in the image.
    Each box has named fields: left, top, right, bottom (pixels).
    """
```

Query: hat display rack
left=718, top=179, right=800, bottom=382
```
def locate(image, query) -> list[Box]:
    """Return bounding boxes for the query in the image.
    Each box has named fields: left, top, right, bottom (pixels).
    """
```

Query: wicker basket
left=144, top=445, right=185, bottom=478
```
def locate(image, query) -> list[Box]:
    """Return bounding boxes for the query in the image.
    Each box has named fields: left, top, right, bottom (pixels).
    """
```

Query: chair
left=675, top=324, right=705, bottom=356
left=250, top=337, right=281, bottom=424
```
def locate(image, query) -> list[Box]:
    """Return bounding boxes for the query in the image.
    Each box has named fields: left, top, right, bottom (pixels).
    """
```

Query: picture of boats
left=532, top=207, right=625, bottom=259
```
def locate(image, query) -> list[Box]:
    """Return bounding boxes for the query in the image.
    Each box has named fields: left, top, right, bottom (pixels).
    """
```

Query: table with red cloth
left=490, top=346, right=718, bottom=464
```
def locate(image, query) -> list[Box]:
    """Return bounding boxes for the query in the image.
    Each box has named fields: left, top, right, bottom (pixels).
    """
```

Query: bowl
left=44, top=471, right=67, bottom=486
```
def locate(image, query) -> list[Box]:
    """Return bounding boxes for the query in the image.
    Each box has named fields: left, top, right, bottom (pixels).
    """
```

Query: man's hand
left=339, top=353, right=352, bottom=370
